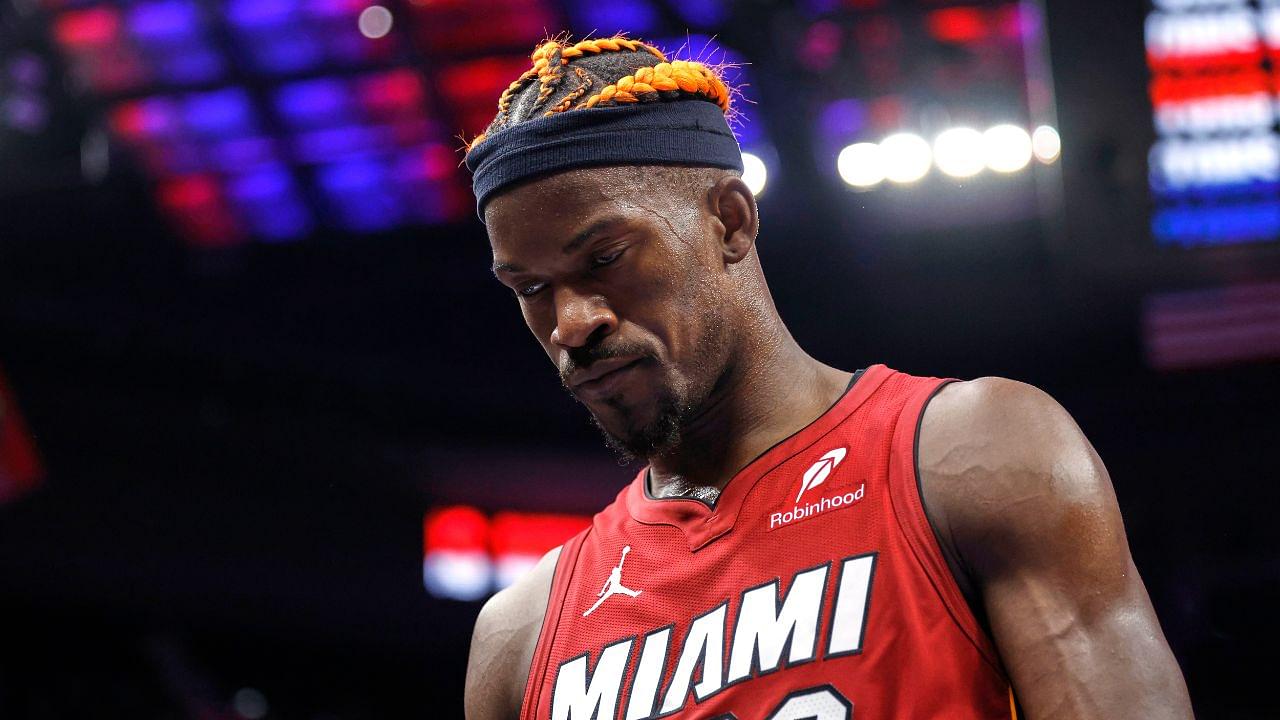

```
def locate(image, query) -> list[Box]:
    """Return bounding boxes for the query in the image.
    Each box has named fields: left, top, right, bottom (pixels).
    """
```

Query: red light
left=0, top=367, right=43, bottom=505
left=157, top=175, right=243, bottom=247
left=424, top=505, right=489, bottom=552
left=490, top=512, right=591, bottom=557
left=1150, top=70, right=1269, bottom=104
left=926, top=7, right=987, bottom=45
left=358, top=68, right=427, bottom=117
left=53, top=7, right=121, bottom=49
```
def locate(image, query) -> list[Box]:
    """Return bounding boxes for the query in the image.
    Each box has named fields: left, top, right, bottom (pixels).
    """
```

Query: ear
left=707, top=175, right=759, bottom=265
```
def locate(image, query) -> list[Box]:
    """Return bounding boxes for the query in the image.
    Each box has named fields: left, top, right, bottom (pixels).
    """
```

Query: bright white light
left=358, top=5, right=394, bottom=39
left=423, top=550, right=491, bottom=600
left=933, top=127, right=985, bottom=178
left=879, top=133, right=932, bottom=183
left=836, top=142, right=885, bottom=188
left=495, top=552, right=541, bottom=589
left=1032, top=125, right=1062, bottom=163
left=741, top=152, right=768, bottom=195
left=982, top=124, right=1033, bottom=173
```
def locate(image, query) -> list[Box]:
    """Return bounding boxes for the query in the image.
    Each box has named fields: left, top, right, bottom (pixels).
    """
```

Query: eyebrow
left=491, top=216, right=627, bottom=274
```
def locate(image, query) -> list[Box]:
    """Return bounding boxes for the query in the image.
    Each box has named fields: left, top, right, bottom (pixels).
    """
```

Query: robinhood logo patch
left=795, top=447, right=846, bottom=502
left=771, top=447, right=864, bottom=530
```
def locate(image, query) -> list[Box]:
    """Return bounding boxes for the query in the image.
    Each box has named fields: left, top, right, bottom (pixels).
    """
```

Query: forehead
left=483, top=165, right=649, bottom=241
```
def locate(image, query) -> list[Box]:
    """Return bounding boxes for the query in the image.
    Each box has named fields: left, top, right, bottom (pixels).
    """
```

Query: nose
left=549, top=286, right=617, bottom=349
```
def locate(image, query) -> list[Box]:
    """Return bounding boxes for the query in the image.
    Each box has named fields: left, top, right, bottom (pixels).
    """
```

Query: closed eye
left=517, top=281, right=547, bottom=298
left=591, top=248, right=624, bottom=268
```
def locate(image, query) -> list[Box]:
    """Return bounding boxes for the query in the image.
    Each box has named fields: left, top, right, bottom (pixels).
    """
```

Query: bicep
left=464, top=545, right=561, bottom=720
left=921, top=379, right=1192, bottom=720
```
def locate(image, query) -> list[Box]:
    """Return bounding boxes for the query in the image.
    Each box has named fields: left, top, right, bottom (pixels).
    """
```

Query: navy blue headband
left=465, top=100, right=744, bottom=220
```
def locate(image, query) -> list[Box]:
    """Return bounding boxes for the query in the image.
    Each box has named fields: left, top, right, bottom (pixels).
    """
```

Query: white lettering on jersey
left=549, top=553, right=879, bottom=718
left=827, top=553, right=877, bottom=656
left=551, top=637, right=633, bottom=720
left=659, top=602, right=727, bottom=713
left=624, top=626, right=672, bottom=720
left=727, top=563, right=829, bottom=683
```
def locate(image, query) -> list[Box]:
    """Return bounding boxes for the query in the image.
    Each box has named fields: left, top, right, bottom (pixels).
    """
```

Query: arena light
left=981, top=124, right=1033, bottom=173
left=836, top=142, right=885, bottom=188
left=932, top=127, right=985, bottom=178
left=741, top=151, right=767, bottom=195
left=1031, top=125, right=1061, bottom=163
left=423, top=506, right=591, bottom=600
left=358, top=5, right=393, bottom=39
left=879, top=132, right=932, bottom=183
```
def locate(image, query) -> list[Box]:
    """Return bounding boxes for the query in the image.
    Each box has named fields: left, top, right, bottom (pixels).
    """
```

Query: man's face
left=485, top=166, right=734, bottom=459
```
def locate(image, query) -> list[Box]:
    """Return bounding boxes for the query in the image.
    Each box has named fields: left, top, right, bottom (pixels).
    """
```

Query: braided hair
left=465, top=36, right=734, bottom=154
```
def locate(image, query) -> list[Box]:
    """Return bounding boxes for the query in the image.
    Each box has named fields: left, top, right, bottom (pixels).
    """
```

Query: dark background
left=1, top=0, right=1278, bottom=717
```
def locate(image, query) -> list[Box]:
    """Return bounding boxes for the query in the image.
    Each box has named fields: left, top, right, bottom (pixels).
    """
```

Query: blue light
left=128, top=0, right=202, bottom=45
left=275, top=78, right=352, bottom=129
left=316, top=159, right=404, bottom=231
left=226, top=0, right=296, bottom=28
left=1153, top=201, right=1280, bottom=247
left=293, top=124, right=388, bottom=164
left=243, top=31, right=324, bottom=75
left=183, top=88, right=256, bottom=137
left=210, top=136, right=278, bottom=171
left=674, top=0, right=727, bottom=27
left=568, top=0, right=658, bottom=34
left=227, top=166, right=313, bottom=241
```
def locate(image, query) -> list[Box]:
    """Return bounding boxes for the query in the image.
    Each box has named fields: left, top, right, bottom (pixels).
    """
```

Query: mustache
left=559, top=341, right=655, bottom=386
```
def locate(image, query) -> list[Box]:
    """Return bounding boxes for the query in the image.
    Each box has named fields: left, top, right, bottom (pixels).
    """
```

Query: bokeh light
left=837, top=142, right=885, bottom=188
left=982, top=124, right=1033, bottom=173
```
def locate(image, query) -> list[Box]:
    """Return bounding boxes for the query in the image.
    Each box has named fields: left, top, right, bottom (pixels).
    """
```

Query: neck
left=647, top=318, right=852, bottom=500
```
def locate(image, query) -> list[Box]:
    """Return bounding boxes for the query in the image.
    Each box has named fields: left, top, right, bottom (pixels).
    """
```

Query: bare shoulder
left=465, top=545, right=562, bottom=720
left=916, top=376, right=1118, bottom=577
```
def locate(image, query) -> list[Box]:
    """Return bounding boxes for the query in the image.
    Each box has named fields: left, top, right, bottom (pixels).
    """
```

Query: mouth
left=569, top=357, right=644, bottom=398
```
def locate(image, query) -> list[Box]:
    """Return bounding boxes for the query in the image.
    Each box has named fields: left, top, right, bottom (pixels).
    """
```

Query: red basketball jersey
left=519, top=364, right=1017, bottom=720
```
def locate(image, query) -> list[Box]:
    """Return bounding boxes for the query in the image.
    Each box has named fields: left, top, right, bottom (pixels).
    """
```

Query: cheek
left=519, top=300, right=556, bottom=351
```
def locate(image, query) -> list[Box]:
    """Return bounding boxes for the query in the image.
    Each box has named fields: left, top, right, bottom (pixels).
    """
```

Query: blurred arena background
left=0, top=0, right=1277, bottom=716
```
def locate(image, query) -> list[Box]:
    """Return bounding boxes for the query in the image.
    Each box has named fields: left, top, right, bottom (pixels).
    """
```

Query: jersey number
left=713, top=684, right=852, bottom=720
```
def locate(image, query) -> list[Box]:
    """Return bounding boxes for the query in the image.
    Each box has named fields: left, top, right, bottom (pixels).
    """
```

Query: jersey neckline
left=624, top=363, right=892, bottom=551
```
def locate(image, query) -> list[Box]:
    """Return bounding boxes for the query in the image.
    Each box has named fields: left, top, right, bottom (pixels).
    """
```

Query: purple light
left=243, top=31, right=324, bottom=74
left=817, top=99, right=867, bottom=143
left=226, top=0, right=296, bottom=28
left=292, top=124, right=390, bottom=163
left=227, top=166, right=313, bottom=241
left=155, top=45, right=226, bottom=84
left=128, top=0, right=202, bottom=45
left=674, top=0, right=726, bottom=28
left=209, top=136, right=279, bottom=171
left=3, top=94, right=48, bottom=132
left=316, top=158, right=405, bottom=231
left=183, top=88, right=256, bottom=137
left=568, top=0, right=657, bottom=34
left=7, top=53, right=47, bottom=87
left=275, top=78, right=352, bottom=129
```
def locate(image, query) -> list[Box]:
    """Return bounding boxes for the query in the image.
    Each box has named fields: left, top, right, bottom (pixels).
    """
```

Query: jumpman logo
left=583, top=545, right=641, bottom=617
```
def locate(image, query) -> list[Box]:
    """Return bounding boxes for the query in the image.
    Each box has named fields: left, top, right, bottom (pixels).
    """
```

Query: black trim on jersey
left=651, top=599, right=730, bottom=718
left=617, top=623, right=675, bottom=720
left=643, top=368, right=869, bottom=509
left=722, top=560, right=832, bottom=690
left=912, top=380, right=998, bottom=648
left=766, top=683, right=853, bottom=719
left=823, top=551, right=879, bottom=660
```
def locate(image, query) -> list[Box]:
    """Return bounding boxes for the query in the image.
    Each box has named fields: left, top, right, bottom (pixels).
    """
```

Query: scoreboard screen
left=1147, top=0, right=1280, bottom=248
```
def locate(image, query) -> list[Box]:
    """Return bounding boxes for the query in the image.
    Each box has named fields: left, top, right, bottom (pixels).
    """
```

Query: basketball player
left=461, top=37, right=1193, bottom=719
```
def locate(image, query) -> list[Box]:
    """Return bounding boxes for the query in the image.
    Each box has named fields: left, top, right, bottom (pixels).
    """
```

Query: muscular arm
left=465, top=546, right=561, bottom=720
left=919, top=378, right=1193, bottom=720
